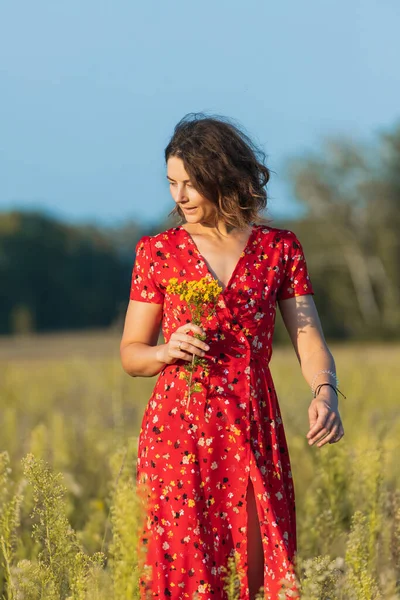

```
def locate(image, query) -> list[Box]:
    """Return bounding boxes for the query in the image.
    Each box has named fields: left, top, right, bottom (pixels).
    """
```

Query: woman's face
left=167, top=156, right=216, bottom=224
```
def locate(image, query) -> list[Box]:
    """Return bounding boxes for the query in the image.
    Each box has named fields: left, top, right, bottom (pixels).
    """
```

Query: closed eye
left=167, top=178, right=193, bottom=187
left=167, top=181, right=193, bottom=190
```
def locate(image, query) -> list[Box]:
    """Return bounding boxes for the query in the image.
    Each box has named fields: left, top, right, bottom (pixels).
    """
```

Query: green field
left=0, top=331, right=399, bottom=599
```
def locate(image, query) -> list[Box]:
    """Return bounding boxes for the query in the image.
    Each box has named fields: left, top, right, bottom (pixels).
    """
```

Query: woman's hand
left=156, top=323, right=210, bottom=365
left=306, top=388, right=344, bottom=447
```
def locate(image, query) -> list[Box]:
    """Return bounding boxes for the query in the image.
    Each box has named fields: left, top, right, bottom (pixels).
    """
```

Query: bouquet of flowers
left=166, top=274, right=222, bottom=415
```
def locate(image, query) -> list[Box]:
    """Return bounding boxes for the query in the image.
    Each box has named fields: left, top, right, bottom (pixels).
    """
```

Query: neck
left=184, top=219, right=251, bottom=237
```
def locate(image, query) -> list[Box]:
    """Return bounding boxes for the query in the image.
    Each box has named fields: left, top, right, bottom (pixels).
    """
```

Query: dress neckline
left=179, top=223, right=258, bottom=294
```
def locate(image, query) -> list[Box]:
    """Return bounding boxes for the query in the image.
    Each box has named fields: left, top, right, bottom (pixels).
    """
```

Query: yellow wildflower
left=166, top=274, right=222, bottom=415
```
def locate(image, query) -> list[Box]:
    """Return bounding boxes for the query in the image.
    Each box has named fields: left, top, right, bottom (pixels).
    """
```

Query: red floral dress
left=129, top=223, right=314, bottom=600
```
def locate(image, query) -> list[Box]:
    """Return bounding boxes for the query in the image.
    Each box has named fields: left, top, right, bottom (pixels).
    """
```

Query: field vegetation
left=0, top=332, right=399, bottom=598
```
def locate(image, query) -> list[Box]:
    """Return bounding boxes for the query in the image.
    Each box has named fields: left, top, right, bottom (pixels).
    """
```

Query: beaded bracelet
left=310, top=369, right=338, bottom=396
left=314, top=382, right=347, bottom=400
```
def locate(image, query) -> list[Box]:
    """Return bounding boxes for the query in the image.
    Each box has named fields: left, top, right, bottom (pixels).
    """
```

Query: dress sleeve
left=277, top=230, right=315, bottom=300
left=129, top=235, right=164, bottom=304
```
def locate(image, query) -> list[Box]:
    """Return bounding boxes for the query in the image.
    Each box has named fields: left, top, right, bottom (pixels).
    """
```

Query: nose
left=174, top=183, right=187, bottom=204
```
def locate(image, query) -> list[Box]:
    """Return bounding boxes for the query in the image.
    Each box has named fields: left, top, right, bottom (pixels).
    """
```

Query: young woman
left=120, top=114, right=344, bottom=600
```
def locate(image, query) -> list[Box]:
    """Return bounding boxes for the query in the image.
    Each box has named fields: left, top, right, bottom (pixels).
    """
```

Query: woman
left=120, top=114, right=344, bottom=600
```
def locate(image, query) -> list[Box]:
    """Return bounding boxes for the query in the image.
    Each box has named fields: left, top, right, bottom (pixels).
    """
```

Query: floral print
left=130, top=224, right=314, bottom=599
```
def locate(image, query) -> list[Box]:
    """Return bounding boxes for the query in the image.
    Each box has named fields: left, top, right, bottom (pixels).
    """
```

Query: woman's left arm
left=278, top=294, right=345, bottom=448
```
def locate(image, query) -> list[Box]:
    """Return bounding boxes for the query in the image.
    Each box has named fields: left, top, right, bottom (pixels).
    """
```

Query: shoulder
left=135, top=226, right=182, bottom=253
left=137, top=226, right=182, bottom=245
left=255, top=224, right=302, bottom=247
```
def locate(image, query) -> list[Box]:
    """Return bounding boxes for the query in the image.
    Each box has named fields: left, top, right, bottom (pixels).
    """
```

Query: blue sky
left=0, top=0, right=399, bottom=228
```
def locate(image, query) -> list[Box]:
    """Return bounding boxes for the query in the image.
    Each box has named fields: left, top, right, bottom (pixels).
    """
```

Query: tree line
left=1, top=121, right=399, bottom=340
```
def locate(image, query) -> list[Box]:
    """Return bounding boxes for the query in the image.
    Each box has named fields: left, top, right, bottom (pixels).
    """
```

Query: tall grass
left=0, top=337, right=399, bottom=598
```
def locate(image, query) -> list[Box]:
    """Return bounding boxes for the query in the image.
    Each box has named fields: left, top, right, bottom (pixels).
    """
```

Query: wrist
left=310, top=369, right=338, bottom=396
left=155, top=343, right=168, bottom=364
left=313, top=381, right=337, bottom=398
left=313, top=386, right=338, bottom=407
left=315, top=387, right=337, bottom=398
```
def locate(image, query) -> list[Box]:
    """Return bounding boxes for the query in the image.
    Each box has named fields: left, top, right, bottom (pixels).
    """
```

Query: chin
left=184, top=213, right=202, bottom=222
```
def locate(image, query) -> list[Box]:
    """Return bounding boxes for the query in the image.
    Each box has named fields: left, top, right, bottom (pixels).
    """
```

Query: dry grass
left=0, top=331, right=399, bottom=598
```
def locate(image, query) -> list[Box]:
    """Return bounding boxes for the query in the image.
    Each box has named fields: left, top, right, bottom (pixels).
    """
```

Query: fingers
left=314, top=421, right=339, bottom=447
left=176, top=323, right=205, bottom=337
left=328, top=426, right=344, bottom=445
left=169, top=323, right=210, bottom=362
left=307, top=410, right=338, bottom=446
left=307, top=405, right=331, bottom=442
left=308, top=416, right=345, bottom=447
left=316, top=422, right=345, bottom=447
left=176, top=335, right=210, bottom=360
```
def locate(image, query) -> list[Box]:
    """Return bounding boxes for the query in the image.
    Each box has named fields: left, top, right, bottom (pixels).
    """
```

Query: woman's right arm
left=120, top=299, right=165, bottom=377
left=120, top=300, right=209, bottom=377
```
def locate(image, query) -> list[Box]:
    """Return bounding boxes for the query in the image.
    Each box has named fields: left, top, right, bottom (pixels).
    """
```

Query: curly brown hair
left=164, top=113, right=273, bottom=229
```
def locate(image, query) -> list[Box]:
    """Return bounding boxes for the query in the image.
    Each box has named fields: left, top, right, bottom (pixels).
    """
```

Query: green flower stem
left=185, top=353, right=196, bottom=414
